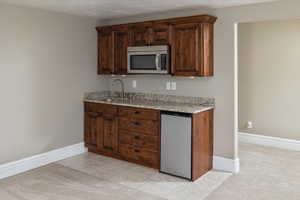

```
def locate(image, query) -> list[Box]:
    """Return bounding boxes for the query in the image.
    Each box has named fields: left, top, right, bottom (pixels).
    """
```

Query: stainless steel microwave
left=127, top=45, right=169, bottom=74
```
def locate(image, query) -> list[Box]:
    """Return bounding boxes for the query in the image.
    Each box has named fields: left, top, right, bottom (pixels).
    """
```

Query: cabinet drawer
left=119, top=107, right=159, bottom=120
left=119, top=130, right=158, bottom=151
left=119, top=144, right=159, bottom=167
left=85, top=102, right=118, bottom=115
left=84, top=102, right=104, bottom=113
left=119, top=117, right=159, bottom=136
left=103, top=105, right=118, bottom=117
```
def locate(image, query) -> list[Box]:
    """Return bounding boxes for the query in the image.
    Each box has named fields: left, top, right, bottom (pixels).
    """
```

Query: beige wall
left=103, top=0, right=300, bottom=159
left=2, top=0, right=300, bottom=165
left=239, top=20, right=300, bottom=140
left=0, top=4, right=107, bottom=165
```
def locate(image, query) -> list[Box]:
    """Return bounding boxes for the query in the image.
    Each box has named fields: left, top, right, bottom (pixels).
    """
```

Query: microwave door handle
left=127, top=53, right=131, bottom=72
left=156, top=54, right=161, bottom=70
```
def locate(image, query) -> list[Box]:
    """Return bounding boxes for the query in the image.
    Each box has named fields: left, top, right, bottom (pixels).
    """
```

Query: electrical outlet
left=246, top=121, right=253, bottom=129
left=166, top=82, right=171, bottom=90
left=171, top=82, right=176, bottom=90
left=132, top=80, right=137, bottom=88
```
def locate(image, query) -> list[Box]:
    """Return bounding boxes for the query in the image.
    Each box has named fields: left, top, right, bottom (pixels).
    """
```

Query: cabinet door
left=102, top=115, right=118, bottom=153
left=84, top=112, right=103, bottom=148
left=113, top=28, right=129, bottom=74
left=171, top=23, right=202, bottom=76
left=129, top=23, right=152, bottom=46
left=98, top=28, right=113, bottom=74
left=150, top=23, right=171, bottom=45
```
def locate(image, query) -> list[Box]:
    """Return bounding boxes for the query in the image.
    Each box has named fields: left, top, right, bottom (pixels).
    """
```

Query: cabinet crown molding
left=96, top=14, right=217, bottom=31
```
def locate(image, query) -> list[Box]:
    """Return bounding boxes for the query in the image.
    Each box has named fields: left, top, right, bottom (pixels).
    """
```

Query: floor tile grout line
left=54, top=162, right=166, bottom=199
left=55, top=161, right=191, bottom=199
left=1, top=186, right=27, bottom=200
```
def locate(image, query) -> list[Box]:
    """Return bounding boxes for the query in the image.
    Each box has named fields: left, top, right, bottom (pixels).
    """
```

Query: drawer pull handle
left=134, top=111, right=140, bottom=114
left=104, top=117, right=114, bottom=121
left=132, top=122, right=140, bottom=126
left=104, top=146, right=113, bottom=150
left=134, top=149, right=140, bottom=153
left=87, top=112, right=102, bottom=118
left=133, top=136, right=140, bottom=140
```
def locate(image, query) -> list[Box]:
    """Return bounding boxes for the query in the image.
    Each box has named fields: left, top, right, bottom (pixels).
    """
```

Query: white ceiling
left=0, top=0, right=277, bottom=20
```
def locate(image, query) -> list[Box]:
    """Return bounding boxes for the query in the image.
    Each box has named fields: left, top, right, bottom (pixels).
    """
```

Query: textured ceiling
left=0, top=0, right=277, bottom=20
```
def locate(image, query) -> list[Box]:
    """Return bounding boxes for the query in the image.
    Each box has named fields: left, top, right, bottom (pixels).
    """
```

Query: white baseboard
left=213, top=156, right=240, bottom=173
left=239, top=132, right=300, bottom=151
left=0, top=143, right=87, bottom=180
left=0, top=142, right=239, bottom=179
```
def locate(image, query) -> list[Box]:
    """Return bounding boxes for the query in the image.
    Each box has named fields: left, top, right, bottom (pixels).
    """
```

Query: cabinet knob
left=134, top=111, right=140, bottom=115
left=88, top=112, right=102, bottom=118
left=133, top=136, right=140, bottom=140
left=132, top=122, right=140, bottom=126
left=134, top=149, right=140, bottom=153
left=104, top=117, right=114, bottom=121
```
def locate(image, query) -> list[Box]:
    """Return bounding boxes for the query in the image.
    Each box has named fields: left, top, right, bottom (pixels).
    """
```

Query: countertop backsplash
left=85, top=90, right=215, bottom=106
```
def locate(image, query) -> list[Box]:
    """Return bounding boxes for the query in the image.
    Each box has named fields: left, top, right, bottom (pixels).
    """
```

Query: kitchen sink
left=85, top=92, right=130, bottom=103
left=96, top=97, right=130, bottom=102
left=97, top=97, right=113, bottom=102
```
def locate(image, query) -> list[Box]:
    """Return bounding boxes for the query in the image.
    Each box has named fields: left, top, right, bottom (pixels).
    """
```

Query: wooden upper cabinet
left=150, top=22, right=171, bottom=45
left=96, top=15, right=216, bottom=76
left=171, top=22, right=214, bottom=76
left=97, top=26, right=129, bottom=75
left=171, top=23, right=201, bottom=76
left=98, top=27, right=113, bottom=74
left=201, top=23, right=214, bottom=76
left=129, top=22, right=170, bottom=46
left=113, top=26, right=129, bottom=75
left=129, top=22, right=152, bottom=46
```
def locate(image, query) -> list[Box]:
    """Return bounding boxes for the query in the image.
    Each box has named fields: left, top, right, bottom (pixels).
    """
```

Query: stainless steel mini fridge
left=160, top=111, right=192, bottom=180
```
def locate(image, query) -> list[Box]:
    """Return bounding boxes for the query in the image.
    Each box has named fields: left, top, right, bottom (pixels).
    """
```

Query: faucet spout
left=112, top=79, right=125, bottom=99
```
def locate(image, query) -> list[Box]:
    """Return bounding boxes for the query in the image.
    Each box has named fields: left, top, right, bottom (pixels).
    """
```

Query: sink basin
left=102, top=98, right=113, bottom=102
left=86, top=93, right=130, bottom=102
left=98, top=97, right=130, bottom=102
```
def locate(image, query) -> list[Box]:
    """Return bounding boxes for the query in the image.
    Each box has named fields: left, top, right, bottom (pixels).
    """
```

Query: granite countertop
left=84, top=91, right=214, bottom=114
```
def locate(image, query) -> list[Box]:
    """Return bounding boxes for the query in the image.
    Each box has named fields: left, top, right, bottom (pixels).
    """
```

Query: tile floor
left=205, top=143, right=300, bottom=200
left=0, top=143, right=299, bottom=200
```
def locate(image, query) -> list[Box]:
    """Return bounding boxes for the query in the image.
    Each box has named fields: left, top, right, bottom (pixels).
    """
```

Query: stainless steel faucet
left=112, top=79, right=125, bottom=99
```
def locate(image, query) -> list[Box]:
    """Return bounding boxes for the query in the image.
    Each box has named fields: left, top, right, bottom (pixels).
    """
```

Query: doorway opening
left=235, top=19, right=300, bottom=170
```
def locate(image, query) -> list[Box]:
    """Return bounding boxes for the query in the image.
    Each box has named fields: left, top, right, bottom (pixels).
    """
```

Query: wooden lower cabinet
left=119, top=144, right=159, bottom=168
left=118, top=117, right=159, bottom=136
left=84, top=111, right=103, bottom=148
left=84, top=102, right=213, bottom=181
left=84, top=103, right=118, bottom=153
left=102, top=115, right=118, bottom=153
left=84, top=103, right=160, bottom=168
left=119, top=130, right=159, bottom=151
left=192, top=110, right=214, bottom=181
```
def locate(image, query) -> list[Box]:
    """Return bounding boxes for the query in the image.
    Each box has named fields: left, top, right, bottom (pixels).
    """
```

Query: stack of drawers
left=118, top=107, right=160, bottom=168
